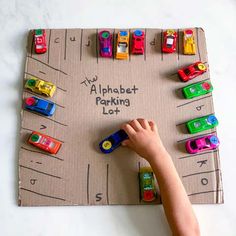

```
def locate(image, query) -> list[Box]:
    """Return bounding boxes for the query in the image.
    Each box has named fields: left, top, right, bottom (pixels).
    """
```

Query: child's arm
left=121, top=119, right=200, bottom=236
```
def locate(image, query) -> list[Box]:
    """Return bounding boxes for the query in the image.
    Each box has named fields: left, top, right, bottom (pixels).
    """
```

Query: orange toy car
left=28, top=131, right=62, bottom=154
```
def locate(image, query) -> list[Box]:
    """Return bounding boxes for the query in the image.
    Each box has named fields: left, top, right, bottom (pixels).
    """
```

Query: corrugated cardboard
left=18, top=28, right=223, bottom=206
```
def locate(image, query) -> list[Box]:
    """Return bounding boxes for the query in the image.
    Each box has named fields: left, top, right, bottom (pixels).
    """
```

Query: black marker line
left=144, top=28, right=147, bottom=61
left=39, top=71, right=46, bottom=75
left=21, top=127, right=65, bottom=143
left=176, top=94, right=212, bottom=108
left=112, top=29, right=115, bottom=61
left=177, top=131, right=216, bottom=143
left=188, top=189, right=223, bottom=197
left=87, top=164, right=90, bottom=204
left=47, top=29, right=51, bottom=64
left=196, top=27, right=201, bottom=61
left=19, top=165, right=62, bottom=179
left=138, top=161, right=141, bottom=203
left=36, top=162, right=42, bottom=164
left=177, top=29, right=180, bottom=60
left=161, top=30, right=163, bottom=61
left=96, top=29, right=98, bottom=64
left=20, top=187, right=66, bottom=201
left=31, top=31, right=34, bottom=56
left=24, top=90, right=66, bottom=108
left=64, top=29, right=67, bottom=60
left=57, top=86, right=67, bottom=92
left=24, top=109, right=68, bottom=126
left=21, top=146, right=64, bottom=161
left=129, top=29, right=131, bottom=62
left=80, top=29, right=83, bottom=61
left=182, top=169, right=220, bottom=178
left=27, top=56, right=68, bottom=75
left=21, top=127, right=34, bottom=132
left=179, top=150, right=218, bottom=160
left=24, top=72, right=67, bottom=92
left=106, top=164, right=109, bottom=205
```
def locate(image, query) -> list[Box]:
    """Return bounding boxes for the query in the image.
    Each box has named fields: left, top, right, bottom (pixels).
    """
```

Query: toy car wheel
left=120, top=31, right=128, bottom=36
left=197, top=63, right=206, bottom=71
left=202, top=82, right=211, bottom=90
left=134, top=30, right=143, bottom=37
left=210, top=135, right=219, bottom=145
left=25, top=97, right=36, bottom=106
left=207, top=115, right=217, bottom=125
left=31, top=134, right=40, bottom=142
left=185, top=29, right=193, bottom=35
left=27, top=79, right=36, bottom=87
left=102, top=140, right=112, bottom=151
left=101, top=31, right=110, bottom=39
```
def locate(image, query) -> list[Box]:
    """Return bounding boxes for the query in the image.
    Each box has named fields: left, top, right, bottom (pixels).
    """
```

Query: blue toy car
left=99, top=129, right=128, bottom=154
left=24, top=96, right=56, bottom=116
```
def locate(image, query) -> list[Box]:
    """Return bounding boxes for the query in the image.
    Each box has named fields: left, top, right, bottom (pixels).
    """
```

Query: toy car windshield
left=118, top=42, right=128, bottom=52
left=166, top=37, right=174, bottom=47
left=184, top=68, right=191, bottom=75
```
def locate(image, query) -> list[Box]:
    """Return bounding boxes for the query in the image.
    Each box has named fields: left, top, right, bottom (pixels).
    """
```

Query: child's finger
left=137, top=118, right=150, bottom=130
left=129, top=119, right=143, bottom=131
left=122, top=123, right=136, bottom=136
left=149, top=120, right=158, bottom=132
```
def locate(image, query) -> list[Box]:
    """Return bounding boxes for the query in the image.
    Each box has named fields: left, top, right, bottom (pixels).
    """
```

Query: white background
left=0, top=0, right=236, bottom=235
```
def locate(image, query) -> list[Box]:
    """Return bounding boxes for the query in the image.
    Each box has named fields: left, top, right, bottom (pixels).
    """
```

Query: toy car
left=182, top=81, right=213, bottom=99
left=131, top=30, right=145, bottom=54
left=186, top=134, right=219, bottom=154
left=99, top=129, right=128, bottom=154
left=178, top=61, right=207, bottom=82
left=183, top=29, right=196, bottom=55
left=162, top=29, right=177, bottom=53
left=186, top=114, right=218, bottom=134
left=24, top=96, right=56, bottom=116
left=33, top=29, right=47, bottom=54
left=116, top=31, right=130, bottom=60
left=139, top=167, right=156, bottom=202
left=25, top=77, right=56, bottom=97
left=99, top=30, right=113, bottom=58
left=28, top=131, right=62, bottom=154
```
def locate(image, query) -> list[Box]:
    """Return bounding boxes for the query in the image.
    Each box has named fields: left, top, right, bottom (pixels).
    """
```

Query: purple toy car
left=185, top=134, right=220, bottom=154
left=99, top=30, right=112, bottom=58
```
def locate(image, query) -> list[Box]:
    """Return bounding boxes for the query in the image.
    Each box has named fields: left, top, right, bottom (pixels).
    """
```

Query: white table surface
left=0, top=0, right=236, bottom=235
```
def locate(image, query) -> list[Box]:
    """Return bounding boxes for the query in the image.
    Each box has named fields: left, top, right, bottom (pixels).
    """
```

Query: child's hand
left=121, top=119, right=166, bottom=163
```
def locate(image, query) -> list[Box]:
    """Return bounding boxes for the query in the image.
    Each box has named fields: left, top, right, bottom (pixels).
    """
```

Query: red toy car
left=131, top=30, right=145, bottom=54
left=33, top=29, right=47, bottom=54
left=28, top=131, right=62, bottom=154
left=162, top=29, right=177, bottom=53
left=178, top=61, right=207, bottom=82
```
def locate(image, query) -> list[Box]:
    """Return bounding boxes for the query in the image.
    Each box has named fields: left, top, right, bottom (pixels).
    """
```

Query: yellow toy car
left=25, top=77, right=56, bottom=97
left=183, top=29, right=196, bottom=55
left=116, top=30, right=129, bottom=60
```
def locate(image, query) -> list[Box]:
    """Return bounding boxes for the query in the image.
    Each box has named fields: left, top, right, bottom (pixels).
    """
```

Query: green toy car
left=186, top=114, right=218, bottom=134
left=182, top=81, right=213, bottom=99
left=139, top=167, right=157, bottom=202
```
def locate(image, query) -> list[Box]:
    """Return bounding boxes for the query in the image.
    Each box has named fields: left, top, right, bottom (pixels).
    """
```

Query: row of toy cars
left=99, top=28, right=197, bottom=59
left=99, top=29, right=145, bottom=59
left=176, top=61, right=220, bottom=154
left=33, top=28, right=196, bottom=57
left=24, top=71, right=62, bottom=154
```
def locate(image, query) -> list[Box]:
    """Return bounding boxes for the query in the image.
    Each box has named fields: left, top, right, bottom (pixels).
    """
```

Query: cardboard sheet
left=18, top=28, right=223, bottom=206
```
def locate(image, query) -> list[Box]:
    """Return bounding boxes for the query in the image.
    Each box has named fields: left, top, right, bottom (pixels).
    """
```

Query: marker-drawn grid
left=18, top=28, right=223, bottom=206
